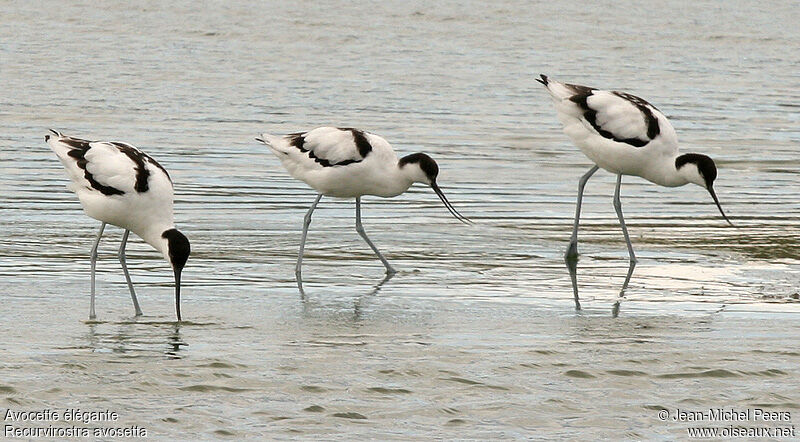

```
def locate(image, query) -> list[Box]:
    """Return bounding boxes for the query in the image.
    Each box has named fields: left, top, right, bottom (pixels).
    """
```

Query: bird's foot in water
left=564, top=241, right=579, bottom=264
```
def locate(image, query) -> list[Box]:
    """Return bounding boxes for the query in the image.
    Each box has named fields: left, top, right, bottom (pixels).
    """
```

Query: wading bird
left=46, top=130, right=190, bottom=321
left=537, top=75, right=733, bottom=312
left=256, top=127, right=471, bottom=284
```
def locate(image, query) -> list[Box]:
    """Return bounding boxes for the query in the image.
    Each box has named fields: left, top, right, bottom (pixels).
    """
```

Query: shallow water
left=1, top=0, right=799, bottom=439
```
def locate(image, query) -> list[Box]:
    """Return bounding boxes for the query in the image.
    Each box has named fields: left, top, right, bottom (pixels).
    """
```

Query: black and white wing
left=46, top=130, right=171, bottom=196
left=538, top=74, right=677, bottom=150
left=257, top=126, right=377, bottom=168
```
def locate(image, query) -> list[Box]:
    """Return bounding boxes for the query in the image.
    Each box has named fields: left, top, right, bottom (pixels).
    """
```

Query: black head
left=676, top=153, right=716, bottom=189
left=399, top=152, right=439, bottom=184
left=676, top=153, right=733, bottom=226
left=163, top=229, right=191, bottom=270
left=162, top=229, right=190, bottom=321
left=398, top=152, right=471, bottom=225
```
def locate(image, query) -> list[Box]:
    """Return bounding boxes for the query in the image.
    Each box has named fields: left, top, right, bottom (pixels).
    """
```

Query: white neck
left=640, top=154, right=691, bottom=188
left=371, top=165, right=416, bottom=197
left=140, top=223, right=175, bottom=259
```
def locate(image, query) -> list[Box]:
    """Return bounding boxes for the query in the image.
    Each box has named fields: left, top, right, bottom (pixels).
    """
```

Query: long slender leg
left=118, top=230, right=143, bottom=316
left=296, top=194, right=323, bottom=284
left=355, top=197, right=396, bottom=275
left=611, top=174, right=637, bottom=317
left=565, top=165, right=599, bottom=310
left=89, top=222, right=106, bottom=320
left=566, top=165, right=600, bottom=260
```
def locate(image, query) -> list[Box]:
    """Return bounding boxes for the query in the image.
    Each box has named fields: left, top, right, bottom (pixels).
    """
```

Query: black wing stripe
left=583, top=110, right=649, bottom=148
left=339, top=127, right=373, bottom=157
left=289, top=133, right=305, bottom=150
left=612, top=91, right=660, bottom=139
left=565, top=82, right=596, bottom=98
left=111, top=142, right=150, bottom=193
left=569, top=88, right=660, bottom=148
left=64, top=140, right=125, bottom=196
left=61, top=137, right=91, bottom=149
left=143, top=153, right=172, bottom=184
left=107, top=141, right=170, bottom=184
left=289, top=130, right=367, bottom=167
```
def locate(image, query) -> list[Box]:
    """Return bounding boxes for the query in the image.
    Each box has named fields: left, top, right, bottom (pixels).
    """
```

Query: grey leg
left=355, top=197, right=396, bottom=275
left=89, top=222, right=106, bottom=320
left=296, top=277, right=307, bottom=301
left=611, top=174, right=637, bottom=317
left=118, top=230, right=143, bottom=316
left=565, top=165, right=599, bottom=310
left=566, top=165, right=600, bottom=260
left=296, top=194, right=323, bottom=283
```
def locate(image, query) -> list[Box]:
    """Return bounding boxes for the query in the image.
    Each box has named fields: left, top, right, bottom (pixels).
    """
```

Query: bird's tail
left=255, top=132, right=277, bottom=146
left=535, top=74, right=577, bottom=100
left=45, top=129, right=66, bottom=158
left=45, top=128, right=67, bottom=146
left=45, top=129, right=89, bottom=157
left=255, top=132, right=291, bottom=155
left=44, top=130, right=93, bottom=188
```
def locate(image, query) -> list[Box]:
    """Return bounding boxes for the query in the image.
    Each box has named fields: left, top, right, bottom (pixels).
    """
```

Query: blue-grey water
left=1, top=0, right=799, bottom=439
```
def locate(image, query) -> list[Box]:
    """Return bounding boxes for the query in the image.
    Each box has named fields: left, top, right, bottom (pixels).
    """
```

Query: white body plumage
left=256, top=126, right=471, bottom=279
left=258, top=127, right=419, bottom=198
left=537, top=74, right=733, bottom=312
left=540, top=76, right=698, bottom=188
left=46, top=130, right=190, bottom=321
left=47, top=133, right=177, bottom=255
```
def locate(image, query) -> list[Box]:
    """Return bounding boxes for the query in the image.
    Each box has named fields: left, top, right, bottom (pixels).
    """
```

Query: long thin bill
left=174, top=268, right=182, bottom=321
left=431, top=182, right=473, bottom=225
left=708, top=186, right=734, bottom=227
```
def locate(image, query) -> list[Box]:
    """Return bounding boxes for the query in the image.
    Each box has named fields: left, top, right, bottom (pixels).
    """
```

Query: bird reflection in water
left=82, top=319, right=187, bottom=359
left=298, top=273, right=394, bottom=321
left=165, top=323, right=186, bottom=359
